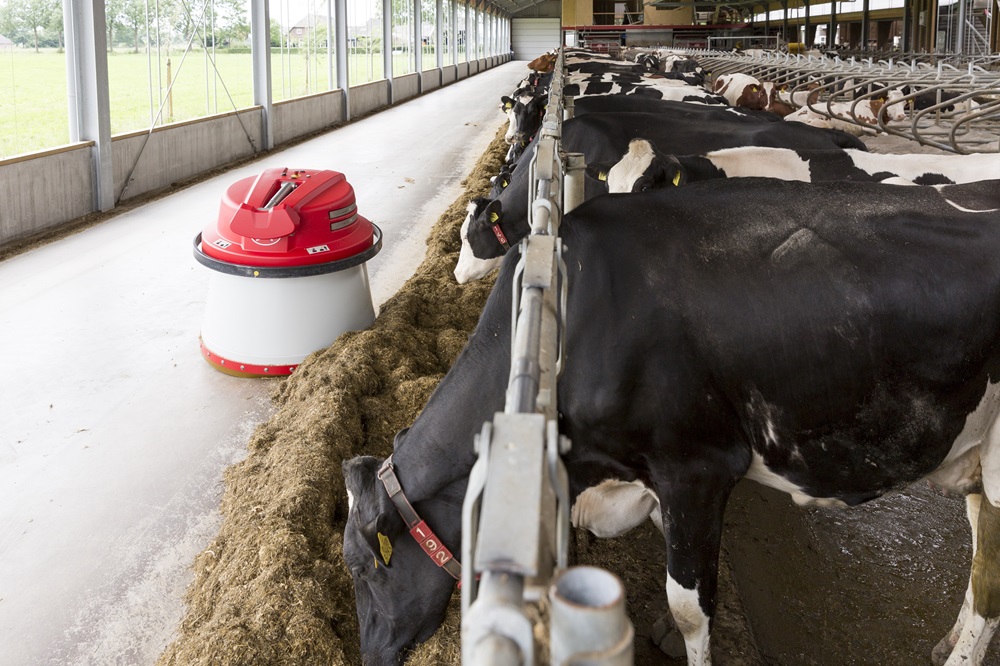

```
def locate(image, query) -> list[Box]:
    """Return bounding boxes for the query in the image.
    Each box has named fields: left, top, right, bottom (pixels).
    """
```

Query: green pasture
left=0, top=45, right=470, bottom=159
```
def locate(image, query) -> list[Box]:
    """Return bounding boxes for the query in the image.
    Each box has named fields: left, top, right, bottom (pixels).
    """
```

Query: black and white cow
left=564, top=73, right=728, bottom=105
left=594, top=140, right=1000, bottom=192
left=345, top=177, right=1000, bottom=666
left=572, top=93, right=783, bottom=122
left=455, top=110, right=868, bottom=283
left=500, top=93, right=546, bottom=159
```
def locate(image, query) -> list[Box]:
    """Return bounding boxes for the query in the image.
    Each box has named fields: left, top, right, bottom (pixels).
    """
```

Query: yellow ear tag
left=378, top=532, right=393, bottom=565
left=489, top=212, right=500, bottom=223
left=598, top=171, right=608, bottom=182
left=672, top=172, right=681, bottom=186
left=502, top=180, right=508, bottom=188
left=505, top=103, right=512, bottom=110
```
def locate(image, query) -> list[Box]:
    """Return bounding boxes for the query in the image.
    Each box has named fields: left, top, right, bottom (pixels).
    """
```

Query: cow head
left=761, top=82, right=795, bottom=117
left=454, top=198, right=508, bottom=283
left=586, top=139, right=687, bottom=194
left=501, top=94, right=546, bottom=147
left=342, top=454, right=458, bottom=665
left=488, top=165, right=514, bottom=199
left=881, top=88, right=909, bottom=121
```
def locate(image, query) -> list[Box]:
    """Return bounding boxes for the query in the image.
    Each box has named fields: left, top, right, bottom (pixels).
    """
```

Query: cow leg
left=932, top=493, right=979, bottom=666
left=656, top=470, right=736, bottom=666
left=942, top=491, right=1000, bottom=666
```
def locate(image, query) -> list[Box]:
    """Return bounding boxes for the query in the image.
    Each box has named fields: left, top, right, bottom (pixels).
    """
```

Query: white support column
left=65, top=0, right=114, bottom=210
left=466, top=0, right=472, bottom=62
left=451, top=0, right=458, bottom=65
left=437, top=0, right=444, bottom=70
left=414, top=0, right=423, bottom=78
left=335, top=0, right=349, bottom=120
left=472, top=2, right=478, bottom=61
left=383, top=0, right=393, bottom=99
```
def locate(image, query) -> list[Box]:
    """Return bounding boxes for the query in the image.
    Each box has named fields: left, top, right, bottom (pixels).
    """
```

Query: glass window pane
left=272, top=0, right=337, bottom=101
left=0, top=0, right=69, bottom=157
left=442, top=0, right=451, bottom=65
left=421, top=0, right=433, bottom=70
left=107, top=0, right=253, bottom=130
left=456, top=1, right=465, bottom=61
left=392, top=0, right=412, bottom=75
left=348, top=0, right=383, bottom=83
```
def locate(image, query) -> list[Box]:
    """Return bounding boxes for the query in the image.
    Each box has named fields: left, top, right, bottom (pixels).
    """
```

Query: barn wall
left=515, top=0, right=561, bottom=19
left=350, top=80, right=392, bottom=118
left=0, top=145, right=94, bottom=246
left=272, top=90, right=345, bottom=146
left=442, top=64, right=458, bottom=84
left=512, top=18, right=561, bottom=58
left=393, top=74, right=421, bottom=103
left=645, top=6, right=694, bottom=24
left=112, top=110, right=263, bottom=204
left=422, top=70, right=442, bottom=92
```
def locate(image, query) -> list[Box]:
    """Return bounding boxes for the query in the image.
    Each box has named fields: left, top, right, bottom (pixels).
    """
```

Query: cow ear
left=343, top=456, right=381, bottom=501
left=666, top=156, right=687, bottom=187
left=484, top=199, right=504, bottom=224
left=585, top=162, right=613, bottom=185
left=500, top=95, right=514, bottom=111
left=359, top=511, right=403, bottom=567
left=392, top=428, right=410, bottom=450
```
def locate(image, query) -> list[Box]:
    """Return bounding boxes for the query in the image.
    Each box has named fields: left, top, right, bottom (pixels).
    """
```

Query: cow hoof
left=930, top=634, right=956, bottom=666
left=651, top=613, right=686, bottom=658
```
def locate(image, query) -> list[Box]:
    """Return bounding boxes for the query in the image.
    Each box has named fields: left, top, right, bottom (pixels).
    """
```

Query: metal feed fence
left=459, top=47, right=635, bottom=666
left=689, top=48, right=1000, bottom=153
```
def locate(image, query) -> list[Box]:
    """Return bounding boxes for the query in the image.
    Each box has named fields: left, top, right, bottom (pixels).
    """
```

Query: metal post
left=804, top=0, right=811, bottom=47
left=335, top=0, right=349, bottom=120
left=66, top=0, right=114, bottom=211
left=550, top=567, right=634, bottom=666
left=903, top=0, right=912, bottom=51
left=781, top=0, right=789, bottom=45
left=829, top=0, right=837, bottom=47
left=415, top=0, right=423, bottom=85
left=383, top=0, right=393, bottom=101
left=437, top=0, right=444, bottom=71
left=957, top=0, right=967, bottom=53
left=452, top=0, right=458, bottom=65
left=861, top=0, right=871, bottom=50
left=563, top=153, right=585, bottom=213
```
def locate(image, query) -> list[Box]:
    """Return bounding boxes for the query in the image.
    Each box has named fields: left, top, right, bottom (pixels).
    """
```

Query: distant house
left=287, top=15, right=326, bottom=46
left=0, top=34, right=13, bottom=49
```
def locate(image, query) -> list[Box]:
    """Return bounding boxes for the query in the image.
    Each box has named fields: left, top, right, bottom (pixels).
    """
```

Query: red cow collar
left=377, top=456, right=463, bottom=583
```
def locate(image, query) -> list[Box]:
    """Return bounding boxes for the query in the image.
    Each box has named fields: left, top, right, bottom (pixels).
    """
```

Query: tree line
left=0, top=0, right=277, bottom=53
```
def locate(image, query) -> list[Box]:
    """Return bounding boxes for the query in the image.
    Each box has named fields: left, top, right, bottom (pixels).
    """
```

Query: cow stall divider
left=459, top=47, right=635, bottom=666
left=690, top=48, right=1000, bottom=153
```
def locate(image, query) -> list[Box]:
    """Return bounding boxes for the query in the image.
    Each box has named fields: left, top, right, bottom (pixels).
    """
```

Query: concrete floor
left=0, top=62, right=525, bottom=666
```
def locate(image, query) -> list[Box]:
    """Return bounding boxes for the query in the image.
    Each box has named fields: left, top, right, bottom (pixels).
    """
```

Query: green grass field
left=0, top=45, right=469, bottom=159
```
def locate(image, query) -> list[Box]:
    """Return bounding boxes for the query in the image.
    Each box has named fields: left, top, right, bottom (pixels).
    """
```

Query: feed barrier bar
left=692, top=49, right=1000, bottom=153
left=461, top=47, right=633, bottom=666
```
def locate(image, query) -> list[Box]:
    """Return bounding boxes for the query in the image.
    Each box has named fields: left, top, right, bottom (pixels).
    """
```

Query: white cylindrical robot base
left=200, top=265, right=375, bottom=374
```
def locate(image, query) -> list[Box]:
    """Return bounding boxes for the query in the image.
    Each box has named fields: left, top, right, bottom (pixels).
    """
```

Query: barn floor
left=2, top=59, right=997, bottom=666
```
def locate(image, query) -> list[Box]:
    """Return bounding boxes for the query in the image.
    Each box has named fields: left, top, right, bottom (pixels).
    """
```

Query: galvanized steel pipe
left=550, top=567, right=634, bottom=666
